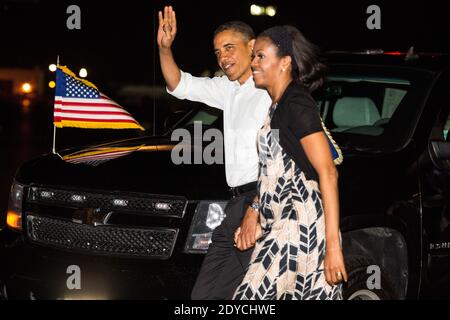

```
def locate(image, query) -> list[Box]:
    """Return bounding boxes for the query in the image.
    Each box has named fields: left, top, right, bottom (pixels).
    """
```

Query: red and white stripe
left=54, top=94, right=139, bottom=124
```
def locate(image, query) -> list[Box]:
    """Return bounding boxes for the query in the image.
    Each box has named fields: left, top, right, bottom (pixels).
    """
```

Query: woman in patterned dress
left=233, top=25, right=347, bottom=300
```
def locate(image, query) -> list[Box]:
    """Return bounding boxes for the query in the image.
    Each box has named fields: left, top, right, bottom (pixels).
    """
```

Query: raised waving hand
left=157, top=6, right=177, bottom=50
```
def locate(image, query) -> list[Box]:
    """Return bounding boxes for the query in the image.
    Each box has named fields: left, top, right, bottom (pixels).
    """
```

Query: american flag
left=54, top=66, right=144, bottom=130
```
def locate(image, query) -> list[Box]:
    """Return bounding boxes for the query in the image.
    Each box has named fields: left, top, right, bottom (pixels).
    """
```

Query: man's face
left=213, top=30, right=253, bottom=84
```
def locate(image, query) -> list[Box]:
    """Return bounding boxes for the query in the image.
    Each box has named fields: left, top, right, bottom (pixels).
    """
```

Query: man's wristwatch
left=249, top=201, right=260, bottom=211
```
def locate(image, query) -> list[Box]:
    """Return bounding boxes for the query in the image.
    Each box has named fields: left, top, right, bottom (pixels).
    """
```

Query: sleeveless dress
left=233, top=102, right=343, bottom=300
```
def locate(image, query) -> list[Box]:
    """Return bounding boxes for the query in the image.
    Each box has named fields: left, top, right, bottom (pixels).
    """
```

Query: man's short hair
left=213, top=21, right=255, bottom=42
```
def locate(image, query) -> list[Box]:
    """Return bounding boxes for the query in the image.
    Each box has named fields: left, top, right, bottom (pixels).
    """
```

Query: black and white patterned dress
left=233, top=85, right=343, bottom=300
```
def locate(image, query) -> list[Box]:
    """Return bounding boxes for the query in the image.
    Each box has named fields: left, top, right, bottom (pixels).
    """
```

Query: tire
left=343, top=255, right=400, bottom=300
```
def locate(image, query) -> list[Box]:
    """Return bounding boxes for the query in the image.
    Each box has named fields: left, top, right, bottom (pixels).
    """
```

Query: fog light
left=155, top=202, right=170, bottom=211
left=71, top=195, right=86, bottom=202
left=40, top=191, right=54, bottom=199
left=113, top=199, right=128, bottom=207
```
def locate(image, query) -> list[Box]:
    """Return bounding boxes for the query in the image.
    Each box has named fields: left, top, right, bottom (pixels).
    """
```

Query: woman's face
left=251, top=37, right=284, bottom=89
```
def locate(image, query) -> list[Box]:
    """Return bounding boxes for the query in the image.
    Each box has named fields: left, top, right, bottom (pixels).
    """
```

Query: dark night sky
left=1, top=0, right=450, bottom=87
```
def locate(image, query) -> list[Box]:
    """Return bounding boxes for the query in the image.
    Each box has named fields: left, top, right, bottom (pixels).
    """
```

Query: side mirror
left=429, top=140, right=450, bottom=170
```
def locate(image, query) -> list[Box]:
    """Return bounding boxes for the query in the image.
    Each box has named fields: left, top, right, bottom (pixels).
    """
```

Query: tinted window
left=313, top=65, right=434, bottom=151
left=173, top=106, right=222, bottom=130
left=317, top=76, right=410, bottom=136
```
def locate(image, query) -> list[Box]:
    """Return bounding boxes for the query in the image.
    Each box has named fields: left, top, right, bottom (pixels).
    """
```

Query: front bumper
left=0, top=228, right=203, bottom=300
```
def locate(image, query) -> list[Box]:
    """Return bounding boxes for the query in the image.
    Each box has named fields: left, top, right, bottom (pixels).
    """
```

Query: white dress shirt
left=168, top=70, right=272, bottom=187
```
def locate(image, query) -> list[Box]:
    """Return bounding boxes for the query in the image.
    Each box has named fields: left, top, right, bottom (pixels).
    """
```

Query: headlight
left=6, top=181, right=25, bottom=231
left=184, top=201, right=228, bottom=253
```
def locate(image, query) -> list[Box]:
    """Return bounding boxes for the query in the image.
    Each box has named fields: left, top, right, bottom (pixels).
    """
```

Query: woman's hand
left=234, top=223, right=262, bottom=251
left=234, top=206, right=259, bottom=251
left=157, top=6, right=177, bottom=50
left=324, top=246, right=348, bottom=286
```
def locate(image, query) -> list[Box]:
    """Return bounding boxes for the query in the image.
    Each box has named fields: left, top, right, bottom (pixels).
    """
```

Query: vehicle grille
left=27, top=186, right=187, bottom=218
left=26, top=215, right=178, bottom=259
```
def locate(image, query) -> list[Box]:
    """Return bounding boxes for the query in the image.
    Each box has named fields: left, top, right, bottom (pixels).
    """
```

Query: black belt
left=229, top=181, right=257, bottom=197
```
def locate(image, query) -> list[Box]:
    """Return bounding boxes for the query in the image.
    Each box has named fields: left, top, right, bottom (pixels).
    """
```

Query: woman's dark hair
left=259, top=25, right=326, bottom=91
left=213, top=21, right=255, bottom=42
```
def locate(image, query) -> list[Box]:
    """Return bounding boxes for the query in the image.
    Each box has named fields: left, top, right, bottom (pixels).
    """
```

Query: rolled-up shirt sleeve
left=166, top=70, right=227, bottom=110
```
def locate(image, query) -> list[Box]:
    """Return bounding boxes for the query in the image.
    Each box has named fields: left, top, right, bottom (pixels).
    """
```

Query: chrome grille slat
left=27, top=215, right=178, bottom=259
left=28, top=186, right=187, bottom=218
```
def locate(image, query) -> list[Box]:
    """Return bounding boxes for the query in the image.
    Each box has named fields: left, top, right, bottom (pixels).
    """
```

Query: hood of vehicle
left=15, top=135, right=229, bottom=200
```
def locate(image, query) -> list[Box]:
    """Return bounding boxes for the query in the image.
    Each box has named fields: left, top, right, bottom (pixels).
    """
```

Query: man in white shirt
left=157, top=6, right=271, bottom=299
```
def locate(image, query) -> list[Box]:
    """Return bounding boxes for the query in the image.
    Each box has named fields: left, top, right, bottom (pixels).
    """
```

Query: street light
left=49, top=64, right=57, bottom=72
left=250, top=4, right=264, bottom=16
left=21, top=83, right=32, bottom=94
left=250, top=4, right=276, bottom=17
left=266, top=6, right=277, bottom=17
left=79, top=68, right=88, bottom=78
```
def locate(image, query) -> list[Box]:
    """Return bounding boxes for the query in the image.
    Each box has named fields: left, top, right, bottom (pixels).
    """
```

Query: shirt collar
left=233, top=75, right=255, bottom=89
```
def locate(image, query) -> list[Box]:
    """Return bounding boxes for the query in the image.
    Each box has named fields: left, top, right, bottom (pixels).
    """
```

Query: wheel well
left=342, top=227, right=408, bottom=299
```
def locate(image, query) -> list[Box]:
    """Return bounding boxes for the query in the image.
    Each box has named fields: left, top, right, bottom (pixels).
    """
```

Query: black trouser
left=191, top=189, right=257, bottom=300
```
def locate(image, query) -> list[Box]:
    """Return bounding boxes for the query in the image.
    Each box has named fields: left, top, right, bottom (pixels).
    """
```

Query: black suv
left=1, top=51, right=450, bottom=300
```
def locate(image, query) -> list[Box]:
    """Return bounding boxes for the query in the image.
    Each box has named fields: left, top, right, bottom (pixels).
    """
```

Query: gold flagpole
left=52, top=55, right=60, bottom=155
